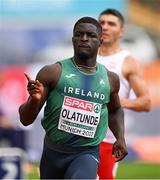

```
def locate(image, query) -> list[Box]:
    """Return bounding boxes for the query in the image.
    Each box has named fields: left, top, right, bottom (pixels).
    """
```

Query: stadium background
left=0, top=0, right=160, bottom=179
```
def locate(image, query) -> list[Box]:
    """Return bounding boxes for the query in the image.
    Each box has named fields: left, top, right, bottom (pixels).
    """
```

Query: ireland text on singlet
left=42, top=58, right=110, bottom=147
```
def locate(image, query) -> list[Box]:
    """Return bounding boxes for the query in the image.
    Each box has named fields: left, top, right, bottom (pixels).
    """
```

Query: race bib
left=58, top=96, right=101, bottom=138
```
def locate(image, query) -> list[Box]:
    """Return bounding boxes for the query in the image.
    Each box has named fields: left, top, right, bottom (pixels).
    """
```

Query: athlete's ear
left=119, top=26, right=124, bottom=38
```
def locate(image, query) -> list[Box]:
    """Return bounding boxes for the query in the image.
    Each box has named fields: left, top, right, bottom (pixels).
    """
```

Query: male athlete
left=97, top=9, right=151, bottom=179
left=19, top=16, right=128, bottom=179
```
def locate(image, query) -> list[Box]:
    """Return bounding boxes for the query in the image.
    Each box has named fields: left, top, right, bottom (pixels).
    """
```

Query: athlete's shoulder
left=107, top=70, right=120, bottom=93
left=123, top=54, right=142, bottom=76
left=39, top=63, right=61, bottom=74
left=40, top=57, right=72, bottom=74
left=107, top=70, right=119, bottom=83
left=36, top=63, right=61, bottom=89
left=124, top=54, right=140, bottom=65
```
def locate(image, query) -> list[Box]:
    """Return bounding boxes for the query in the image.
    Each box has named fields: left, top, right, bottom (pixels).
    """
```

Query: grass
left=25, top=163, right=39, bottom=179
left=116, top=161, right=160, bottom=179
left=26, top=161, right=160, bottom=179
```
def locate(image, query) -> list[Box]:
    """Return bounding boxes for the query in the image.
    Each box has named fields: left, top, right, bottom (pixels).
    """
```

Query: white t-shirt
left=97, top=50, right=131, bottom=143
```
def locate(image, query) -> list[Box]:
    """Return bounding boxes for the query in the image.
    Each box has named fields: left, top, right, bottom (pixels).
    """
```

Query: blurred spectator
left=0, top=72, right=26, bottom=150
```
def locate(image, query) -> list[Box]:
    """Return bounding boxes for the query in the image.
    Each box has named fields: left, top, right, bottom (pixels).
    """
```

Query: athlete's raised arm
left=19, top=63, right=61, bottom=126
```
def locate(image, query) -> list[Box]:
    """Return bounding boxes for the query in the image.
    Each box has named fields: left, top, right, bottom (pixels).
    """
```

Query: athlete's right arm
left=19, top=63, right=61, bottom=126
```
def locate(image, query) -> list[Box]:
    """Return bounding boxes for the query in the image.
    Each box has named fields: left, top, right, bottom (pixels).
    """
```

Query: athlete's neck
left=72, top=57, right=97, bottom=73
left=73, top=55, right=97, bottom=68
left=99, top=43, right=121, bottom=56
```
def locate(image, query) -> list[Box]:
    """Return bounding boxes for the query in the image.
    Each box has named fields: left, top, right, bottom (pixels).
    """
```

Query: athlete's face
left=99, top=14, right=124, bottom=45
left=72, top=23, right=101, bottom=59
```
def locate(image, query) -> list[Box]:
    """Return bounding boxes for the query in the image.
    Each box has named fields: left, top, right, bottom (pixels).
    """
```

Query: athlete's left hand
left=112, top=138, right=128, bottom=162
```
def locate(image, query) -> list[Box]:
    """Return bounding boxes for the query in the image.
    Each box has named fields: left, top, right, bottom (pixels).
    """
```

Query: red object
left=98, top=142, right=117, bottom=180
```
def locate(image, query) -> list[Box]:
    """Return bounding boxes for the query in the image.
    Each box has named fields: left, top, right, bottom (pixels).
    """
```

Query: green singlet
left=42, top=58, right=110, bottom=147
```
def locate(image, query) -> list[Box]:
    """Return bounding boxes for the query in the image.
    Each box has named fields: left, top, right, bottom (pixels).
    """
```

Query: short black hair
left=73, top=16, right=102, bottom=35
left=99, top=8, right=124, bottom=26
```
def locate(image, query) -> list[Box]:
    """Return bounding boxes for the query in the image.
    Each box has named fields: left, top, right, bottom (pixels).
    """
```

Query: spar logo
left=94, top=104, right=101, bottom=113
left=64, top=96, right=94, bottom=112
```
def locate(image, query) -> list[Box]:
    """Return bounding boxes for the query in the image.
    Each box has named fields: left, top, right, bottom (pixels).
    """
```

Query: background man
left=97, top=8, right=151, bottom=179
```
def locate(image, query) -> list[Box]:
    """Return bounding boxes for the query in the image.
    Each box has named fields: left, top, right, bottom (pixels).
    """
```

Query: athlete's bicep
left=124, top=56, right=149, bottom=97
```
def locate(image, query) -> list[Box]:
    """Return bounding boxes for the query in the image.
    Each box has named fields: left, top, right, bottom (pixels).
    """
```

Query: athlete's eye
left=100, top=20, right=105, bottom=25
left=89, top=33, right=97, bottom=38
left=74, top=32, right=81, bottom=37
